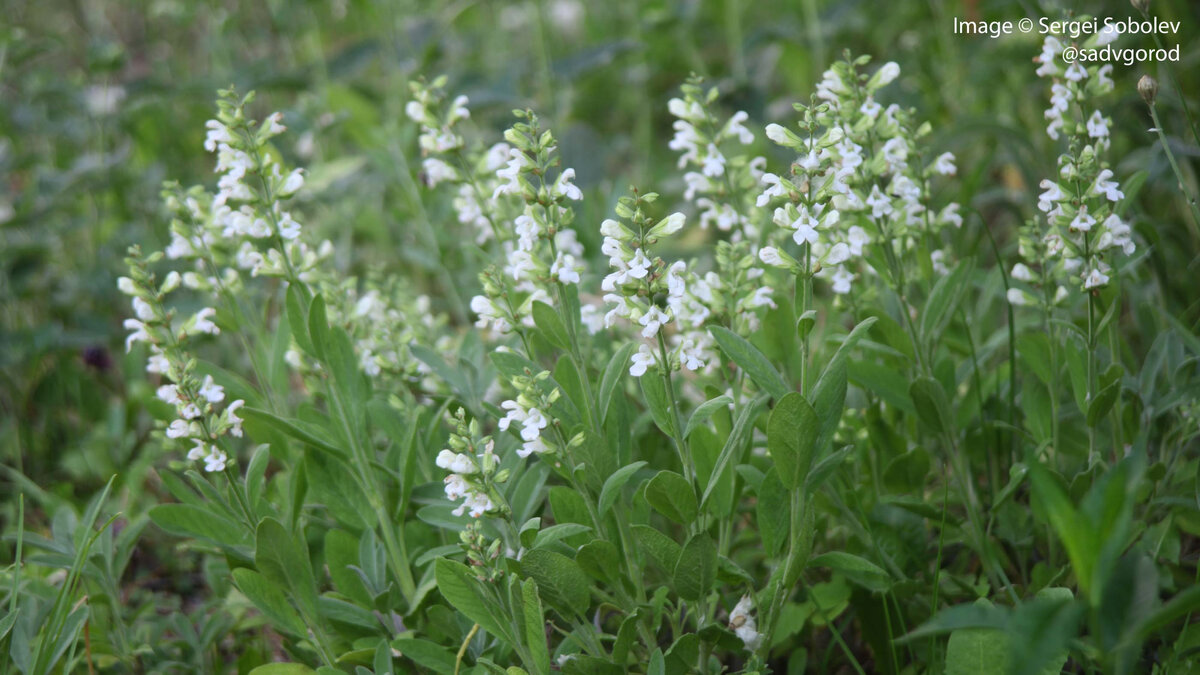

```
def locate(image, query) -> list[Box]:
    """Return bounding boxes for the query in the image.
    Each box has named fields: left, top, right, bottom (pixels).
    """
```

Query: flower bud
left=1137, top=75, right=1158, bottom=106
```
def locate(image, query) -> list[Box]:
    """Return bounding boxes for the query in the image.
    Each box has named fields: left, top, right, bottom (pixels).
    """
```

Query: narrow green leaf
left=684, top=395, right=732, bottom=438
left=598, top=343, right=636, bottom=424
left=598, top=461, right=647, bottom=516
left=709, top=326, right=789, bottom=400
left=532, top=301, right=571, bottom=350
left=233, top=568, right=307, bottom=636
left=522, top=580, right=551, bottom=675
left=808, top=552, right=890, bottom=592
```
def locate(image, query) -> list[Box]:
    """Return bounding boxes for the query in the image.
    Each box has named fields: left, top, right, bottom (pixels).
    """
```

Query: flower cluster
left=470, top=111, right=585, bottom=335
left=119, top=248, right=244, bottom=473
left=668, top=78, right=764, bottom=241
left=599, top=192, right=711, bottom=375
left=497, top=369, right=569, bottom=459
left=436, top=408, right=509, bottom=518
left=198, top=89, right=327, bottom=283
left=760, top=57, right=962, bottom=296
left=1009, top=25, right=1134, bottom=304
left=406, top=78, right=519, bottom=246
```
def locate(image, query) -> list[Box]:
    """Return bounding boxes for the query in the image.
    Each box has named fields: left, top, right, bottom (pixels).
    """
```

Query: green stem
left=656, top=331, right=694, bottom=486
left=1148, top=103, right=1200, bottom=237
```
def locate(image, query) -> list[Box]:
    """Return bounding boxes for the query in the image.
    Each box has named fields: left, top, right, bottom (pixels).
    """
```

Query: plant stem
left=1148, top=104, right=1200, bottom=236
left=656, top=331, right=694, bottom=486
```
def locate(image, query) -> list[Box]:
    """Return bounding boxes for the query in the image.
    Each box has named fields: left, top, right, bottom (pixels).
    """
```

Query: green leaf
left=149, top=504, right=248, bottom=549
left=1086, top=379, right=1120, bottom=428
left=248, top=664, right=318, bottom=675
left=700, top=394, right=768, bottom=507
left=644, top=470, right=697, bottom=524
left=631, top=525, right=682, bottom=575
left=684, top=395, right=732, bottom=438
left=520, top=549, right=590, bottom=618
left=233, top=568, right=307, bottom=636
left=756, top=469, right=789, bottom=557
left=598, top=461, right=647, bottom=516
left=815, top=317, right=878, bottom=387
left=1029, top=464, right=1097, bottom=603
left=1017, top=333, right=1055, bottom=387
left=944, top=603, right=1009, bottom=675
left=531, top=523, right=592, bottom=549
left=240, top=407, right=343, bottom=458
left=307, top=293, right=330, bottom=360
left=522, top=580, right=551, bottom=675
left=811, top=359, right=848, bottom=457
left=255, top=518, right=319, bottom=620
left=286, top=285, right=314, bottom=356
left=808, top=552, right=890, bottom=592
left=532, top=301, right=571, bottom=351
left=909, top=376, right=952, bottom=433
left=709, top=326, right=789, bottom=400
left=766, top=392, right=820, bottom=490
left=640, top=370, right=676, bottom=438
left=392, top=638, right=456, bottom=674
left=434, top=559, right=514, bottom=644
left=598, top=343, right=636, bottom=425
left=897, top=602, right=1010, bottom=643
left=576, top=540, right=621, bottom=584
left=673, top=533, right=716, bottom=601
left=921, top=260, right=973, bottom=344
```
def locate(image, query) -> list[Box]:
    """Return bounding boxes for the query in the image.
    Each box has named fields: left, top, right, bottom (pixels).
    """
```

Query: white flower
left=422, top=157, right=458, bottom=187
left=204, top=449, right=228, bottom=473
left=1083, top=267, right=1109, bottom=289
left=226, top=400, right=245, bottom=437
left=639, top=306, right=671, bottom=338
left=191, top=307, right=220, bottom=335
left=1011, top=263, right=1034, bottom=282
left=132, top=296, right=155, bottom=321
left=1096, top=24, right=1121, bottom=46
left=553, top=168, right=583, bottom=201
left=867, top=185, right=893, bottom=220
left=757, top=173, right=787, bottom=207
left=724, top=111, right=754, bottom=144
left=278, top=169, right=305, bottom=197
left=932, top=152, right=957, bottom=176
left=1092, top=169, right=1124, bottom=202
left=444, top=474, right=470, bottom=501
left=701, top=144, right=726, bottom=177
left=830, top=267, right=854, bottom=294
left=277, top=212, right=302, bottom=240
left=873, top=62, right=900, bottom=88
left=167, top=419, right=193, bottom=439
left=181, top=403, right=202, bottom=420
left=629, top=344, right=656, bottom=377
left=1037, top=180, right=1065, bottom=213
left=729, top=595, right=762, bottom=650
left=124, top=319, right=151, bottom=352
left=198, top=375, right=225, bottom=403
left=157, top=384, right=181, bottom=405
left=1064, top=63, right=1087, bottom=82
left=1070, top=206, right=1096, bottom=232
left=1086, top=111, right=1109, bottom=139
left=758, top=246, right=787, bottom=268
left=930, top=249, right=949, bottom=275
left=580, top=304, right=605, bottom=335
left=1007, top=288, right=1031, bottom=306
left=940, top=203, right=963, bottom=229
left=187, top=441, right=207, bottom=461
left=824, top=242, right=851, bottom=266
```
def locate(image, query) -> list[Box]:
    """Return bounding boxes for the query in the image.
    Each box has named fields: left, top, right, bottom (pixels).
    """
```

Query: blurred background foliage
left=1, top=0, right=1198, bottom=667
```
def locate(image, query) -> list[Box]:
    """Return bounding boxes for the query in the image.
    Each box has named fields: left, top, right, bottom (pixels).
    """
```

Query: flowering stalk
left=1017, top=24, right=1136, bottom=463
